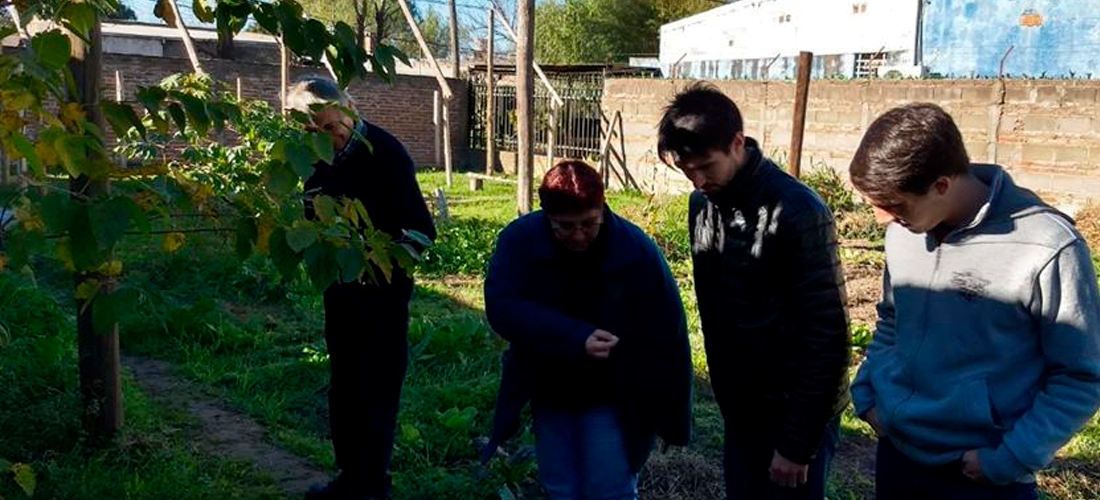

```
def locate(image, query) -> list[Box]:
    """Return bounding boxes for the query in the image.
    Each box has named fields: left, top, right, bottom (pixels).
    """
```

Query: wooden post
left=516, top=0, right=535, bottom=214
left=395, top=0, right=453, bottom=100
left=443, top=101, right=453, bottom=188
left=69, top=17, right=123, bottom=443
left=167, top=0, right=204, bottom=74
left=547, top=100, right=558, bottom=170
left=115, top=70, right=126, bottom=168
left=449, top=0, right=460, bottom=78
left=280, top=39, right=288, bottom=116
left=789, top=51, right=813, bottom=179
left=433, top=91, right=443, bottom=166
left=236, top=77, right=242, bottom=101
left=485, top=9, right=496, bottom=175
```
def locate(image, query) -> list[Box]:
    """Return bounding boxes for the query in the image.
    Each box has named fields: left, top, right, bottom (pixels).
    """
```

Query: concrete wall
left=101, top=53, right=467, bottom=168
left=604, top=78, right=1100, bottom=201
left=924, top=0, right=1100, bottom=78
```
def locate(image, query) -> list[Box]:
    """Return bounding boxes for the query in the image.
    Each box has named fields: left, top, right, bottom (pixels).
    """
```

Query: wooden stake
left=516, top=0, right=535, bottom=214
left=280, top=39, right=288, bottom=116
left=115, top=70, right=125, bottom=168
left=789, top=51, right=813, bottom=179
left=485, top=9, right=496, bottom=175
left=547, top=100, right=558, bottom=170
left=433, top=91, right=442, bottom=167
left=236, top=77, right=242, bottom=101
left=69, top=16, right=123, bottom=443
left=443, top=101, right=453, bottom=188
left=395, top=0, right=453, bottom=100
left=449, top=0, right=460, bottom=78
left=167, top=0, right=204, bottom=74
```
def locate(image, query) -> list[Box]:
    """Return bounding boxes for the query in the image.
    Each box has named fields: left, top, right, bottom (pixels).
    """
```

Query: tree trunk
left=68, top=15, right=123, bottom=444
left=217, top=29, right=235, bottom=59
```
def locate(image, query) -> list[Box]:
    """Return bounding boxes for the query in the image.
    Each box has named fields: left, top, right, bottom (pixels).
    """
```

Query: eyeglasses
left=549, top=217, right=603, bottom=235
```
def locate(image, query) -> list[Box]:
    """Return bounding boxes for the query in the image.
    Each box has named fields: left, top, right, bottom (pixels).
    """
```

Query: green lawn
left=0, top=170, right=1096, bottom=499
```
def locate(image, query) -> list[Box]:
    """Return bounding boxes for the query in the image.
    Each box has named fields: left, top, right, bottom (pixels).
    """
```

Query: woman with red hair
left=483, top=161, right=693, bottom=499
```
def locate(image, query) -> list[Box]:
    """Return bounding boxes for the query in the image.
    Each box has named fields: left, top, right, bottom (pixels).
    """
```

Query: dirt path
left=123, top=355, right=330, bottom=498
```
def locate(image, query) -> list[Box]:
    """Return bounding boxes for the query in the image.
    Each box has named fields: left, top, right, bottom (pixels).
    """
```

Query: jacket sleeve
left=640, top=243, right=694, bottom=447
left=851, top=266, right=897, bottom=417
left=484, top=223, right=594, bottom=360
left=394, top=147, right=437, bottom=251
left=776, top=207, right=853, bottom=465
left=979, top=240, right=1100, bottom=485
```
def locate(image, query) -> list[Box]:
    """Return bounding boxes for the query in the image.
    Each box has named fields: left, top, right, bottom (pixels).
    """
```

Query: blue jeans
left=723, top=416, right=839, bottom=500
left=533, top=405, right=638, bottom=500
left=876, top=437, right=1039, bottom=500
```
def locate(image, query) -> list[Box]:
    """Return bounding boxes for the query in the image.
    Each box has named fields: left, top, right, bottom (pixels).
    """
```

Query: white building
left=659, top=0, right=923, bottom=79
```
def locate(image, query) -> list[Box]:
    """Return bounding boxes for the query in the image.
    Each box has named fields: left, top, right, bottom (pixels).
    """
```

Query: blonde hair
left=286, top=76, right=357, bottom=114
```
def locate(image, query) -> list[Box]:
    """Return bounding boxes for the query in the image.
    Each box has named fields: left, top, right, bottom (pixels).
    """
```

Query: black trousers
left=323, top=280, right=412, bottom=497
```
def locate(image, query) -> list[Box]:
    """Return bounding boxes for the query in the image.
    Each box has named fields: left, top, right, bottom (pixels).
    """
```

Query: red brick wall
left=102, top=53, right=468, bottom=168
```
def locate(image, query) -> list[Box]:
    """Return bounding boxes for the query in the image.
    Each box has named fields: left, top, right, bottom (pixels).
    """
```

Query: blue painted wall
left=924, top=0, right=1100, bottom=78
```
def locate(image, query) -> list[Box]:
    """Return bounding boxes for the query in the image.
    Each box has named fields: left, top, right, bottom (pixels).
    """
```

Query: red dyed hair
left=538, top=160, right=606, bottom=214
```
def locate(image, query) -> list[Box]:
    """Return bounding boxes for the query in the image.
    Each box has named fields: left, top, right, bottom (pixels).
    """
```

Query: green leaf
left=367, top=249, right=393, bottom=283
left=90, top=196, right=136, bottom=252
left=10, top=134, right=43, bottom=177
left=137, top=86, right=168, bottom=113
left=60, top=3, right=97, bottom=40
left=275, top=0, right=306, bottom=55
left=0, top=25, right=15, bottom=41
left=262, top=160, right=297, bottom=196
left=312, top=195, right=339, bottom=224
left=301, top=19, right=328, bottom=60
left=286, top=226, right=319, bottom=253
left=167, top=103, right=187, bottom=131
left=337, top=247, right=364, bottom=283
left=175, top=93, right=210, bottom=135
left=304, top=241, right=339, bottom=291
left=7, top=227, right=47, bottom=271
left=75, top=279, right=101, bottom=301
left=269, top=227, right=302, bottom=281
left=31, top=30, right=72, bottom=71
left=40, top=193, right=75, bottom=234
left=57, top=135, right=88, bottom=177
left=102, top=102, right=147, bottom=140
left=92, top=288, right=141, bottom=337
left=11, top=462, right=35, bottom=496
left=285, top=141, right=315, bottom=178
left=193, top=0, right=215, bottom=23
left=310, top=132, right=334, bottom=166
left=252, top=3, right=280, bottom=35
left=235, top=218, right=258, bottom=260
left=403, top=229, right=433, bottom=249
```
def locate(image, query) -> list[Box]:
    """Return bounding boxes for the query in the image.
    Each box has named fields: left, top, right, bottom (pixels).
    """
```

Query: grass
left=1, top=170, right=1098, bottom=499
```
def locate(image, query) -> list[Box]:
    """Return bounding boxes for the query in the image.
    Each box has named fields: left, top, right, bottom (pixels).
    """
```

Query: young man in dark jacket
left=289, top=77, right=437, bottom=500
left=850, top=103, right=1100, bottom=500
left=658, top=83, right=851, bottom=499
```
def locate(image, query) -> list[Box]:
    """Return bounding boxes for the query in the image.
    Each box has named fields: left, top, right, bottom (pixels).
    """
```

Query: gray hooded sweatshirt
left=851, top=165, right=1100, bottom=485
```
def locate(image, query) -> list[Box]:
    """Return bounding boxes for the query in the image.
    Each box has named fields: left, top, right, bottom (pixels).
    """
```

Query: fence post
left=443, top=98, right=453, bottom=188
left=485, top=8, right=495, bottom=175
left=547, top=100, right=558, bottom=170
left=433, top=91, right=442, bottom=167
left=789, top=51, right=813, bottom=179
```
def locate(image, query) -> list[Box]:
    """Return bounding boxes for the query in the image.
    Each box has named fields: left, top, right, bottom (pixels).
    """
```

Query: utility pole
left=516, top=0, right=534, bottom=213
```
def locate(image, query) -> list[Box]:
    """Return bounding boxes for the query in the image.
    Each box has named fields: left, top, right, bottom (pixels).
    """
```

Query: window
left=854, top=52, right=887, bottom=78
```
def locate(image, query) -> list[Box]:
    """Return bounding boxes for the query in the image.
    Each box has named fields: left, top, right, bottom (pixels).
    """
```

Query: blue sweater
left=851, top=165, right=1100, bottom=485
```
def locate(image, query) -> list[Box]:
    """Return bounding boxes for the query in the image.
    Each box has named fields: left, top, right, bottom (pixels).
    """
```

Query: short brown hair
left=849, top=103, right=970, bottom=203
left=538, top=160, right=606, bottom=214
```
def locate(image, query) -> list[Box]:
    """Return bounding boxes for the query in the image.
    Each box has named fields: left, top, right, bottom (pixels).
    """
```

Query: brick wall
left=103, top=53, right=468, bottom=168
left=604, top=78, right=1100, bottom=201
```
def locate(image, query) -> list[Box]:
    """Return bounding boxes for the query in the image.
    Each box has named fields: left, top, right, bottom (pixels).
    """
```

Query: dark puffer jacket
left=689, top=141, right=851, bottom=465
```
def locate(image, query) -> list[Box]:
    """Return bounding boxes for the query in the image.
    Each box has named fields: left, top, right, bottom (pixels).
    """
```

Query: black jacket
left=689, top=141, right=850, bottom=465
left=483, top=209, right=693, bottom=472
left=304, top=120, right=436, bottom=293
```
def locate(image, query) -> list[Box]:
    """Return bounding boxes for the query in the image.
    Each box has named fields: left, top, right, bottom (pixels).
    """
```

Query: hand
left=863, top=407, right=886, bottom=437
left=961, top=450, right=987, bottom=483
left=769, top=450, right=809, bottom=488
left=585, top=329, right=619, bottom=359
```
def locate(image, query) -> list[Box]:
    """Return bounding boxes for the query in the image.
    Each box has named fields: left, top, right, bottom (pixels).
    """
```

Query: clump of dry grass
left=639, top=447, right=725, bottom=500
left=1074, top=202, right=1100, bottom=254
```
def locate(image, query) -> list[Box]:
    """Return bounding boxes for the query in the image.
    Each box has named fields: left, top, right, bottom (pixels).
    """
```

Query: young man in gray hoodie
left=849, top=102, right=1100, bottom=500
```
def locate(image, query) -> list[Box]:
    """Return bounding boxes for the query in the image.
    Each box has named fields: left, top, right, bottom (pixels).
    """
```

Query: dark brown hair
left=538, top=160, right=606, bottom=214
left=658, top=82, right=744, bottom=164
left=849, top=103, right=970, bottom=203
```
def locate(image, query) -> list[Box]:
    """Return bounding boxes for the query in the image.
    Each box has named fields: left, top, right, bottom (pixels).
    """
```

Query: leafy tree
left=105, top=2, right=137, bottom=20
left=0, top=0, right=420, bottom=441
left=535, top=0, right=722, bottom=64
